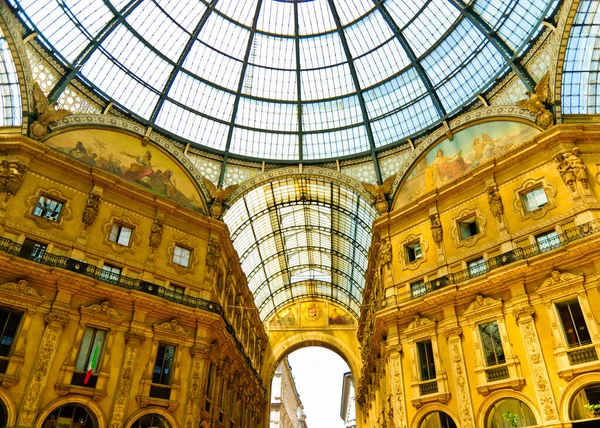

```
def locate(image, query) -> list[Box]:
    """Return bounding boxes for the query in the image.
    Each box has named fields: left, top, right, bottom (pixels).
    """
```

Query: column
left=109, top=331, right=146, bottom=428
left=387, top=343, right=408, bottom=428
left=513, top=305, right=560, bottom=424
left=444, top=327, right=475, bottom=428
left=183, top=343, right=211, bottom=428
left=17, top=311, right=69, bottom=427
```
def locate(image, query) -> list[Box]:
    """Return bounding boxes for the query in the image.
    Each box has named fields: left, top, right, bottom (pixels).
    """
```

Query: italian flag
left=84, top=341, right=101, bottom=385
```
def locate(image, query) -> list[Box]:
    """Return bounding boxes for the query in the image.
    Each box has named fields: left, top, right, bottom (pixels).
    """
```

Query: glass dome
left=12, top=0, right=556, bottom=162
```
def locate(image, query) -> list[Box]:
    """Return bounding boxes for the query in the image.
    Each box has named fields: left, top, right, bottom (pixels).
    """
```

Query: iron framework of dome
left=12, top=0, right=558, bottom=171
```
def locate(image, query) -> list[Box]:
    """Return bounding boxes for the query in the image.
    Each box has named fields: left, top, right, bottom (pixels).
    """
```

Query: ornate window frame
left=535, top=270, right=600, bottom=380
left=399, top=234, right=428, bottom=271
left=24, top=187, right=72, bottom=230
left=0, top=280, right=44, bottom=388
left=462, top=295, right=525, bottom=395
left=166, top=238, right=199, bottom=275
left=451, top=208, right=487, bottom=248
left=137, top=319, right=193, bottom=411
left=55, top=301, right=123, bottom=400
left=402, top=315, right=450, bottom=408
left=512, top=177, right=557, bottom=221
left=101, top=215, right=140, bottom=254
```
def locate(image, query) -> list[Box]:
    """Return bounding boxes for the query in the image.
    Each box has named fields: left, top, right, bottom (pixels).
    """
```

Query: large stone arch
left=34, top=395, right=107, bottom=428
left=264, top=330, right=361, bottom=384
left=124, top=407, right=179, bottom=428
left=558, top=372, right=600, bottom=422
left=475, top=390, right=542, bottom=428
left=0, top=386, right=16, bottom=428
left=410, top=403, right=460, bottom=428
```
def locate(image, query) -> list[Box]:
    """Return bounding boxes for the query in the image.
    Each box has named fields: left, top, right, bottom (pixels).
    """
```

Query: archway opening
left=129, top=414, right=171, bottom=428
left=270, top=346, right=353, bottom=428
left=419, top=411, right=457, bottom=428
left=485, top=398, right=537, bottom=428
left=40, top=404, right=97, bottom=428
left=570, top=383, right=600, bottom=421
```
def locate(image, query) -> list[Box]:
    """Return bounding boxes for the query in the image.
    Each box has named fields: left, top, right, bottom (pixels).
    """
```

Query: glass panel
left=417, top=340, right=436, bottom=381
left=479, top=322, right=506, bottom=366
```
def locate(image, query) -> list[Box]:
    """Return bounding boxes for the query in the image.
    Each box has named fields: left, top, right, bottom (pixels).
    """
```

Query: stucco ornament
left=201, top=176, right=238, bottom=219
left=362, top=174, right=396, bottom=215
left=30, top=81, right=72, bottom=139
left=516, top=72, right=553, bottom=128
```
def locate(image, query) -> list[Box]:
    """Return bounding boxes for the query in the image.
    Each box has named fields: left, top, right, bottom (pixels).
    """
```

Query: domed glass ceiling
left=12, top=0, right=556, bottom=162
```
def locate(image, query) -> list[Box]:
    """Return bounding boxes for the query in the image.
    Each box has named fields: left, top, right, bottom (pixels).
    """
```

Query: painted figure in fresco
left=69, top=141, right=97, bottom=165
left=470, top=133, right=497, bottom=164
left=122, top=150, right=154, bottom=182
left=428, top=149, right=471, bottom=188
left=272, top=308, right=296, bottom=326
left=329, top=308, right=350, bottom=325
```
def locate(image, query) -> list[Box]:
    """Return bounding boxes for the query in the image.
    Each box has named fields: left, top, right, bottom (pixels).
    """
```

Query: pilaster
left=183, top=342, right=211, bottom=428
left=387, top=343, right=407, bottom=428
left=17, top=311, right=69, bottom=427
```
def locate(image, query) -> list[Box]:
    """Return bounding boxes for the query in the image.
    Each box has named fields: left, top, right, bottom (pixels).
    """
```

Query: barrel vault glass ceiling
left=12, top=0, right=558, bottom=163
left=223, top=177, right=377, bottom=320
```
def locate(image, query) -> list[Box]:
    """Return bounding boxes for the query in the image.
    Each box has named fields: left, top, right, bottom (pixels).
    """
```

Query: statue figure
left=565, top=147, right=588, bottom=189
left=555, top=153, right=576, bottom=192
left=516, top=72, right=553, bottom=128
left=149, top=218, right=164, bottom=251
left=362, top=174, right=397, bottom=215
left=82, top=193, right=101, bottom=229
left=487, top=186, right=503, bottom=221
left=0, top=160, right=26, bottom=202
left=30, top=82, right=72, bottom=139
left=378, top=237, right=392, bottom=267
left=201, top=177, right=238, bottom=219
left=430, top=213, right=443, bottom=246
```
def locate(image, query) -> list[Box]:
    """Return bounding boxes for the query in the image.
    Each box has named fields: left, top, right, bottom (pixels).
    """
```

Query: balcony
left=0, top=236, right=264, bottom=390
left=567, top=345, right=598, bottom=365
left=375, top=219, right=600, bottom=311
left=485, top=365, right=510, bottom=382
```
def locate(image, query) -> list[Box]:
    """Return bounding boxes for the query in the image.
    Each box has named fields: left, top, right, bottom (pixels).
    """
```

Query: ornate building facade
left=0, top=0, right=598, bottom=427
left=269, top=359, right=307, bottom=428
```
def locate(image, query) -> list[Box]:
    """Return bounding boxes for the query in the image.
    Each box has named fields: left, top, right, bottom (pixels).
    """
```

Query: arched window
left=0, top=399, right=7, bottom=428
left=41, top=404, right=96, bottom=428
left=486, top=398, right=537, bottom=427
left=0, top=29, right=21, bottom=127
left=130, top=414, right=170, bottom=428
left=570, top=383, right=600, bottom=420
left=419, top=411, right=457, bottom=428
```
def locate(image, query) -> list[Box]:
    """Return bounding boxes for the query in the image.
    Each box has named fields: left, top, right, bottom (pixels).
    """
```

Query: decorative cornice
left=512, top=305, right=536, bottom=321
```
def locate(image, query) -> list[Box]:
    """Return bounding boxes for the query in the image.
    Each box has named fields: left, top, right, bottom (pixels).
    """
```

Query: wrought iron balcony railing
left=375, top=219, right=600, bottom=311
left=0, top=236, right=264, bottom=388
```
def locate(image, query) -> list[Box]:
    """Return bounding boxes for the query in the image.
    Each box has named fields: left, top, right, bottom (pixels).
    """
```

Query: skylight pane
left=385, top=0, right=427, bottom=30
left=302, top=97, right=363, bottom=132
left=183, top=41, right=244, bottom=91
left=249, top=34, right=296, bottom=70
left=301, top=64, right=356, bottom=100
left=229, top=128, right=299, bottom=160
left=404, top=0, right=460, bottom=57
left=198, top=12, right=250, bottom=61
left=155, top=101, right=229, bottom=149
left=332, top=0, right=374, bottom=26
left=298, top=0, right=338, bottom=35
left=244, top=66, right=297, bottom=100
left=216, top=0, right=259, bottom=27
left=299, top=33, right=347, bottom=69
left=155, top=0, right=208, bottom=32
left=354, top=39, right=411, bottom=88
left=255, top=0, right=294, bottom=35
left=126, top=1, right=189, bottom=62
left=235, top=98, right=297, bottom=132
left=168, top=72, right=235, bottom=122
left=342, top=12, right=394, bottom=58
left=303, top=126, right=370, bottom=160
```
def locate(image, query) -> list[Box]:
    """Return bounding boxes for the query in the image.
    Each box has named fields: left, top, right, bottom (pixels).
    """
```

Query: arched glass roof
left=223, top=176, right=376, bottom=320
left=12, top=0, right=556, bottom=163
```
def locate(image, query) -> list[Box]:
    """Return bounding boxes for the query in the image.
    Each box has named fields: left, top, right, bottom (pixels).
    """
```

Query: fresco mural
left=395, top=121, right=540, bottom=207
left=268, top=302, right=354, bottom=328
left=45, top=129, right=205, bottom=213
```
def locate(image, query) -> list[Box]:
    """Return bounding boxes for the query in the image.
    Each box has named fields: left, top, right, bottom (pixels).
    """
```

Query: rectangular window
left=406, top=242, right=422, bottom=263
left=467, top=257, right=486, bottom=277
left=99, top=264, right=121, bottom=284
left=172, top=245, right=191, bottom=267
left=19, top=238, right=47, bottom=262
left=72, top=327, right=106, bottom=387
left=410, top=280, right=426, bottom=298
left=479, top=321, right=506, bottom=366
left=536, top=230, right=560, bottom=253
left=557, top=300, right=592, bottom=348
left=33, top=195, right=63, bottom=221
left=417, top=340, right=436, bottom=381
left=108, top=223, right=132, bottom=246
left=459, top=219, right=479, bottom=239
left=150, top=344, right=175, bottom=399
left=0, top=308, right=23, bottom=374
left=522, top=187, right=549, bottom=212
